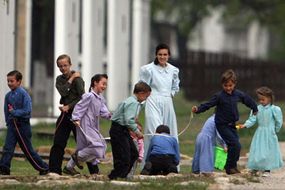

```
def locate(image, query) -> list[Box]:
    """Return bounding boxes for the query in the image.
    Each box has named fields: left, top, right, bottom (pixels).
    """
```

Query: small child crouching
left=141, top=125, right=180, bottom=175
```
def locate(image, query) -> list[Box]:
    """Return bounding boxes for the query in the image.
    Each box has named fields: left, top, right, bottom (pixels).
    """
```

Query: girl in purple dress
left=63, top=74, right=111, bottom=176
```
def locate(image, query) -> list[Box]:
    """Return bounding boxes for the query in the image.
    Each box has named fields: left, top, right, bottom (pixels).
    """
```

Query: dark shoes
left=108, top=174, right=117, bottom=180
left=39, top=169, right=49, bottom=175
left=63, top=166, right=80, bottom=176
left=140, top=162, right=152, bottom=175
left=0, top=170, right=10, bottom=175
left=226, top=168, right=241, bottom=175
left=0, top=167, right=10, bottom=175
left=71, top=152, right=83, bottom=170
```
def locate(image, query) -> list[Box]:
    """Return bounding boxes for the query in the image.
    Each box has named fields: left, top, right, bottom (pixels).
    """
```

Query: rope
left=54, top=112, right=65, bottom=134
left=143, top=112, right=194, bottom=137
left=178, top=111, right=194, bottom=136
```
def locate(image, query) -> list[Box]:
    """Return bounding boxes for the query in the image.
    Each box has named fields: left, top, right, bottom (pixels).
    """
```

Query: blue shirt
left=196, top=89, right=258, bottom=126
left=146, top=133, right=180, bottom=165
left=4, top=87, right=32, bottom=125
left=111, top=95, right=141, bottom=133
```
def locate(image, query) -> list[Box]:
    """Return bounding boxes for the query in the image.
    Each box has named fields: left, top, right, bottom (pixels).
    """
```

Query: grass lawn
left=0, top=91, right=285, bottom=189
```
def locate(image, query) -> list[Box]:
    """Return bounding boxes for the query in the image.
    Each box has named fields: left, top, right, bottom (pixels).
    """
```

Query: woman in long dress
left=139, top=43, right=180, bottom=166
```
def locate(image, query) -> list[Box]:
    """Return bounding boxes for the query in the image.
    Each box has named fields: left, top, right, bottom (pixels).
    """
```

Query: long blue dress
left=244, top=104, right=283, bottom=170
left=139, top=62, right=180, bottom=164
left=192, top=115, right=227, bottom=173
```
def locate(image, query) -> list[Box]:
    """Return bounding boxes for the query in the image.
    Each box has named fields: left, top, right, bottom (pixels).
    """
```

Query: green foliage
left=151, top=0, right=213, bottom=36
left=151, top=0, right=285, bottom=61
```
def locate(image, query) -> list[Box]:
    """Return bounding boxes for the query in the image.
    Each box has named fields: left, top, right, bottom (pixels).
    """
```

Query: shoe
left=0, top=167, right=10, bottom=175
left=226, top=168, right=239, bottom=175
left=108, top=174, right=117, bottom=180
left=63, top=166, right=80, bottom=176
left=140, top=162, right=152, bottom=175
left=262, top=171, right=270, bottom=177
left=250, top=169, right=259, bottom=176
left=234, top=168, right=241, bottom=173
left=71, top=152, right=83, bottom=170
left=39, top=169, right=49, bottom=175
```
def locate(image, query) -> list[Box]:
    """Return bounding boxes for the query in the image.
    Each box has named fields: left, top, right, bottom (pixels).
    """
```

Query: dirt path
left=209, top=142, right=285, bottom=190
left=1, top=143, right=285, bottom=189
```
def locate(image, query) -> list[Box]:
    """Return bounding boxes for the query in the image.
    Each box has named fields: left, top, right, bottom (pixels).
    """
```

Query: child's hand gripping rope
left=70, top=119, right=93, bottom=146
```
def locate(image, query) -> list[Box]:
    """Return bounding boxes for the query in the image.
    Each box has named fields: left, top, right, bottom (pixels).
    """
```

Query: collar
left=91, top=90, right=101, bottom=99
left=154, top=63, right=170, bottom=73
left=261, top=104, right=271, bottom=109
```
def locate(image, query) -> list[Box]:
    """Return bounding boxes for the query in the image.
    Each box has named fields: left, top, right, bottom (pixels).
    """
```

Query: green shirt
left=111, top=95, right=141, bottom=133
left=55, top=74, right=85, bottom=111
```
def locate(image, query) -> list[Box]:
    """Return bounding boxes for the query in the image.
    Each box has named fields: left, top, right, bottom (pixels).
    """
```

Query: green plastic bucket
left=214, top=146, right=227, bottom=170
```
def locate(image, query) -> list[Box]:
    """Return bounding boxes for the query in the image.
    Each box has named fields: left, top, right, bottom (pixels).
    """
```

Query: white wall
left=189, top=8, right=269, bottom=59
left=188, top=9, right=225, bottom=52
left=53, top=0, right=151, bottom=112
left=0, top=0, right=15, bottom=128
left=107, top=0, right=131, bottom=110
left=81, top=0, right=105, bottom=91
left=53, top=0, right=80, bottom=116
left=248, top=21, right=268, bottom=59
left=131, top=0, right=150, bottom=87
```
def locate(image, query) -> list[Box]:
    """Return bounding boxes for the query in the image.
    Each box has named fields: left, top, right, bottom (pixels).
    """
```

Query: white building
left=0, top=0, right=16, bottom=128
left=0, top=0, right=150, bottom=127
left=189, top=8, right=269, bottom=59
left=53, top=0, right=150, bottom=114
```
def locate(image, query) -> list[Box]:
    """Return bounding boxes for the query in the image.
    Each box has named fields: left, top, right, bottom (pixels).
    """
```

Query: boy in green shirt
left=108, top=81, right=151, bottom=180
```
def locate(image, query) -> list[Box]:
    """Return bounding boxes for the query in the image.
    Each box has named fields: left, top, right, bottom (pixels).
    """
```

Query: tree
left=151, top=0, right=214, bottom=62
left=151, top=0, right=285, bottom=61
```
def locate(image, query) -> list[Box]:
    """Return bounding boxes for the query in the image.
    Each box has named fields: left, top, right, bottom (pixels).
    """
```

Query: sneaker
left=71, top=152, right=83, bottom=170
left=262, top=171, right=270, bottom=177
left=63, top=166, right=80, bottom=176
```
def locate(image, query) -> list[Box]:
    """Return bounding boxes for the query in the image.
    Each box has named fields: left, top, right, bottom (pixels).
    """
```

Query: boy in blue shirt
left=0, top=70, right=49, bottom=175
left=108, top=81, right=151, bottom=180
left=141, top=125, right=180, bottom=175
left=192, top=69, right=258, bottom=175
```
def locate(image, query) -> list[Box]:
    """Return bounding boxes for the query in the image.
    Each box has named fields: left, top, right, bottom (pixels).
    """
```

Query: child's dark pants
left=0, top=119, right=48, bottom=174
left=143, top=154, right=178, bottom=175
left=49, top=112, right=77, bottom=174
left=216, top=124, right=241, bottom=172
left=108, top=122, right=138, bottom=179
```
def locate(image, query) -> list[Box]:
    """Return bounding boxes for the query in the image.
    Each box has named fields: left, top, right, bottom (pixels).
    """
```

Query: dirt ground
left=1, top=143, right=285, bottom=189
left=209, top=142, right=285, bottom=190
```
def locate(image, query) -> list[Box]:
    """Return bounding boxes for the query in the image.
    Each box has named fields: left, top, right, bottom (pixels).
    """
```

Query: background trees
left=151, top=0, right=285, bottom=61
